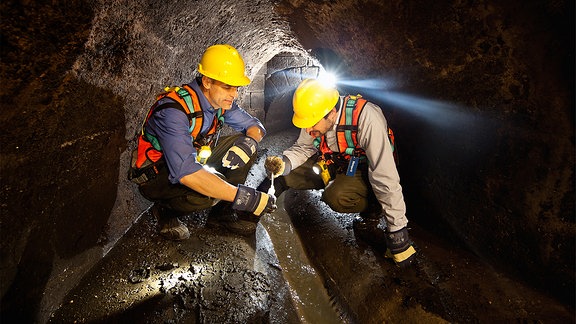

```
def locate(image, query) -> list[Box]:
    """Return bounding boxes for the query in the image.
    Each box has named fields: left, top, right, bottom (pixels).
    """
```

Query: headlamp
left=317, top=71, right=337, bottom=88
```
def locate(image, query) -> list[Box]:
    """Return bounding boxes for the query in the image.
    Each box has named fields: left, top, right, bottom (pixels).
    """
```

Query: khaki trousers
left=284, top=156, right=380, bottom=215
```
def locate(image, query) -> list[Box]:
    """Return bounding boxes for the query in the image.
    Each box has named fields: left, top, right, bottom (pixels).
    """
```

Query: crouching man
left=258, top=78, right=416, bottom=267
left=129, top=44, right=275, bottom=240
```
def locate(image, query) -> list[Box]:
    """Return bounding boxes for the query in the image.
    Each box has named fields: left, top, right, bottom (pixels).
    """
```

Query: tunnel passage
left=263, top=52, right=321, bottom=134
left=1, top=0, right=574, bottom=322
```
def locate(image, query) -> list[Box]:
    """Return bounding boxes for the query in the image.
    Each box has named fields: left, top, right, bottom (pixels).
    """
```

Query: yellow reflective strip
left=253, top=194, right=269, bottom=216
left=230, top=146, right=251, bottom=163
left=393, top=245, right=416, bottom=263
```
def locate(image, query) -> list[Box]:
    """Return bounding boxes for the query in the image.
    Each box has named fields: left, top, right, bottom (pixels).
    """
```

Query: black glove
left=232, top=185, right=277, bottom=216
left=222, top=136, right=257, bottom=170
left=385, top=227, right=416, bottom=267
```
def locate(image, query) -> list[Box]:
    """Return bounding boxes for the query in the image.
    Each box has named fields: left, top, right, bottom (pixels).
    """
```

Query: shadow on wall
left=0, top=1, right=128, bottom=321
left=1, top=76, right=126, bottom=322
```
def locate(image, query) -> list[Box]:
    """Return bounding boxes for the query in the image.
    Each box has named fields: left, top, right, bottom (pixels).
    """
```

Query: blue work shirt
left=145, top=78, right=265, bottom=184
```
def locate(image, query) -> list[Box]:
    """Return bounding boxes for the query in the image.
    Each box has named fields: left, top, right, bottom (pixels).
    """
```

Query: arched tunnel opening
left=0, top=1, right=574, bottom=323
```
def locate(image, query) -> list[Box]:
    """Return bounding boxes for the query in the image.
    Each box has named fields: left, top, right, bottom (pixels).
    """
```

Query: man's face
left=203, top=77, right=239, bottom=110
left=305, top=109, right=336, bottom=138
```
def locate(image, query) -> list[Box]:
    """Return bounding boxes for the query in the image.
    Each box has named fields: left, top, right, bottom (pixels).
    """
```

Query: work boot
left=352, top=216, right=387, bottom=249
left=152, top=204, right=190, bottom=241
left=159, top=217, right=190, bottom=241
left=207, top=202, right=237, bottom=223
left=208, top=203, right=260, bottom=236
left=384, top=227, right=416, bottom=267
left=222, top=212, right=260, bottom=237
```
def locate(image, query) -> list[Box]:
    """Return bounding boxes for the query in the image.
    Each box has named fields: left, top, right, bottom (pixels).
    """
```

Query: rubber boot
left=207, top=202, right=237, bottom=223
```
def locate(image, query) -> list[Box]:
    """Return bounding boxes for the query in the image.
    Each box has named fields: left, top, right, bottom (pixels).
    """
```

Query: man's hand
left=232, top=185, right=277, bottom=216
left=264, top=156, right=285, bottom=177
left=222, top=136, right=257, bottom=170
left=385, top=227, right=417, bottom=267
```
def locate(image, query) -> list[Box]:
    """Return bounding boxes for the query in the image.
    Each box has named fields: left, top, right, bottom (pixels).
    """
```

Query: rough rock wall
left=0, top=1, right=124, bottom=321
left=73, top=0, right=306, bottom=253
left=0, top=0, right=305, bottom=321
left=279, top=0, right=574, bottom=303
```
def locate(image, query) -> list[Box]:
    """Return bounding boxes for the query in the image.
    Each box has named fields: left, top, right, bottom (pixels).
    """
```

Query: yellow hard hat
left=292, top=78, right=339, bottom=128
left=197, top=44, right=250, bottom=86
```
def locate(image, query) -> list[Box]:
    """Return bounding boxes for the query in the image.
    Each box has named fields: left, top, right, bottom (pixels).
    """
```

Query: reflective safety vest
left=134, top=84, right=224, bottom=169
left=314, top=94, right=398, bottom=166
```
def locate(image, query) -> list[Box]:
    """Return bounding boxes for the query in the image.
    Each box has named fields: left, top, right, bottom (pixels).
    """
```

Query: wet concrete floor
left=50, top=205, right=302, bottom=323
left=49, top=133, right=574, bottom=323
left=48, top=194, right=574, bottom=323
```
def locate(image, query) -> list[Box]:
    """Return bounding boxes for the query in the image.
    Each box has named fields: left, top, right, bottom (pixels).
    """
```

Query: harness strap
left=342, top=96, right=357, bottom=155
left=163, top=84, right=204, bottom=136
left=135, top=84, right=227, bottom=170
left=335, top=95, right=367, bottom=158
left=314, top=94, right=399, bottom=168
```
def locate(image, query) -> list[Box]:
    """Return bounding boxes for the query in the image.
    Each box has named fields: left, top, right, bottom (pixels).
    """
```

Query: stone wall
left=0, top=1, right=308, bottom=321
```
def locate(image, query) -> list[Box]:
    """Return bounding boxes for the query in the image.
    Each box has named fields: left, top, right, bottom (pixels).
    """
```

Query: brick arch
left=262, top=53, right=322, bottom=134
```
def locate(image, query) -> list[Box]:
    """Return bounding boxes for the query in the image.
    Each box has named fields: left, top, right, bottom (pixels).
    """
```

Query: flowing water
left=261, top=194, right=345, bottom=323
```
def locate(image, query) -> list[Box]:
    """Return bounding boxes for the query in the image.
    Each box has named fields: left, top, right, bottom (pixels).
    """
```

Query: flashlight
left=312, top=160, right=332, bottom=185
left=197, top=145, right=212, bottom=165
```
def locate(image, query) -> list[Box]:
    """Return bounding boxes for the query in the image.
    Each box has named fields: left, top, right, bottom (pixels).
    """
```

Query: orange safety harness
left=128, top=85, right=224, bottom=184
left=314, top=94, right=398, bottom=176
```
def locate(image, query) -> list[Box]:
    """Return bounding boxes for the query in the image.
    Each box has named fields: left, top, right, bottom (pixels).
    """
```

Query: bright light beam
left=333, top=77, right=477, bottom=129
left=373, top=90, right=477, bottom=129
left=317, top=71, right=337, bottom=88
left=337, top=78, right=397, bottom=91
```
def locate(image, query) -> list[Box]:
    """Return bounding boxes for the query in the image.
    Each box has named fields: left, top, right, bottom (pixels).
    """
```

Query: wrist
left=245, top=135, right=258, bottom=148
left=281, top=155, right=292, bottom=175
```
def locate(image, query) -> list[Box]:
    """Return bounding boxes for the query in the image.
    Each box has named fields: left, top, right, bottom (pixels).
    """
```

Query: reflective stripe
left=344, top=98, right=355, bottom=154
left=165, top=85, right=204, bottom=137
left=229, top=146, right=251, bottom=164
left=253, top=193, right=269, bottom=216
left=392, top=245, right=416, bottom=263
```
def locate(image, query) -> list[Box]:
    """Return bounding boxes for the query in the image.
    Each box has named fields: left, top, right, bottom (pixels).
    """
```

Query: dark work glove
left=232, top=184, right=277, bottom=216
left=222, top=136, right=257, bottom=170
left=384, top=227, right=416, bottom=267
